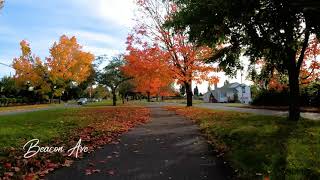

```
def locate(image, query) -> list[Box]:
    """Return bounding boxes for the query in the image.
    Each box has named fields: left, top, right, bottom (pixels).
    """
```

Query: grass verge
left=165, top=106, right=320, bottom=179
left=164, top=99, right=203, bottom=104
left=0, top=104, right=61, bottom=113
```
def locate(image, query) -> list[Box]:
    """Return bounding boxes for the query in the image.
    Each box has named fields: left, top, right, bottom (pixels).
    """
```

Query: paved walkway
left=46, top=105, right=230, bottom=180
left=196, top=103, right=320, bottom=120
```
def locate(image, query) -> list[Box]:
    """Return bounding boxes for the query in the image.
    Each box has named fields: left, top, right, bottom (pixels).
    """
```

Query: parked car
left=77, top=98, right=88, bottom=105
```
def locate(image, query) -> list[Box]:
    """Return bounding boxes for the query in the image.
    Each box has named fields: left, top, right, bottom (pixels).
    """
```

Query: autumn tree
left=249, top=36, right=320, bottom=91
left=169, top=0, right=320, bottom=120
left=97, top=55, right=131, bottom=106
left=13, top=36, right=94, bottom=103
left=46, top=35, right=94, bottom=102
left=131, top=0, right=219, bottom=106
left=300, top=37, right=320, bottom=85
left=123, top=38, right=174, bottom=102
left=12, top=40, right=51, bottom=100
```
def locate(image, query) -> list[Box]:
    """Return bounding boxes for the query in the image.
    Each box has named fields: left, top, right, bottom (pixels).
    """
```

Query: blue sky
left=0, top=0, right=251, bottom=93
left=0, top=0, right=135, bottom=77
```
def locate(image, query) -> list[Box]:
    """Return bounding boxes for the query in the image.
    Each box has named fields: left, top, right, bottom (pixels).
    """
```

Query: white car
left=77, top=98, right=88, bottom=105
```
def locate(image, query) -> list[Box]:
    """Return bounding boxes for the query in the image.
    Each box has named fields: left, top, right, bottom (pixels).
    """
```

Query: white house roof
left=205, top=82, right=248, bottom=95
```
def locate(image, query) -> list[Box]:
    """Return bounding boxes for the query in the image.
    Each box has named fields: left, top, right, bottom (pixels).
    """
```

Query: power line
left=0, top=62, right=13, bottom=69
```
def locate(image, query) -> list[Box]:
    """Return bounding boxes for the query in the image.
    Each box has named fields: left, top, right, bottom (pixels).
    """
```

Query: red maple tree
left=124, top=0, right=219, bottom=106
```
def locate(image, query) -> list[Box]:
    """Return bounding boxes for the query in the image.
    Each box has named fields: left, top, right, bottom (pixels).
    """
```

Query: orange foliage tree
left=46, top=35, right=94, bottom=100
left=125, top=0, right=219, bottom=106
left=299, top=37, right=320, bottom=85
left=123, top=38, right=175, bottom=101
left=12, top=41, right=51, bottom=98
left=13, top=36, right=94, bottom=102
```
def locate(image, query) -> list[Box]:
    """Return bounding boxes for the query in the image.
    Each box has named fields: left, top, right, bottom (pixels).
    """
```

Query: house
left=203, top=82, right=252, bottom=104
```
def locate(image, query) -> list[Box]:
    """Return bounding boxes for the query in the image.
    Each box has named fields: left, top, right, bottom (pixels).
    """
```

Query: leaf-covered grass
left=165, top=106, right=320, bottom=179
left=0, top=106, right=150, bottom=179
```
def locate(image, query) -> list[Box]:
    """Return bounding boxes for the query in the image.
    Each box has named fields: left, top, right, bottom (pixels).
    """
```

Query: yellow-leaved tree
left=12, top=40, right=51, bottom=99
left=13, top=35, right=94, bottom=102
left=46, top=35, right=94, bottom=101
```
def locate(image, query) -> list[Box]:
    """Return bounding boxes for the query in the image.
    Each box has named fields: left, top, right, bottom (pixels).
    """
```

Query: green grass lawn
left=0, top=104, right=63, bottom=113
left=166, top=106, right=320, bottom=179
left=83, top=100, right=115, bottom=107
left=164, top=99, right=204, bottom=104
left=0, top=108, right=83, bottom=151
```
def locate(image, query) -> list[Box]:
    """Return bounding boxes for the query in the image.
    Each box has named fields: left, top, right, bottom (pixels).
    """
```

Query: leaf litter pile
left=0, top=107, right=150, bottom=179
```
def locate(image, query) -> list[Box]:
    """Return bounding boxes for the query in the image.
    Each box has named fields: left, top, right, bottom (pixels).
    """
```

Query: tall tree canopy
left=126, top=0, right=219, bottom=106
left=169, top=0, right=320, bottom=120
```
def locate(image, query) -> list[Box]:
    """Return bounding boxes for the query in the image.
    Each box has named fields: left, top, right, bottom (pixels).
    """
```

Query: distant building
left=203, top=82, right=252, bottom=104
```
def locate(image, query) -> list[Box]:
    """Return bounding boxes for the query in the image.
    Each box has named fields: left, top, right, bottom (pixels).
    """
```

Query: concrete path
left=196, top=103, right=320, bottom=120
left=46, top=105, right=230, bottom=180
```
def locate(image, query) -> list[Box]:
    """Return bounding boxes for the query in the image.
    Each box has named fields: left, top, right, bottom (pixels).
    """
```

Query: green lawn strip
left=83, top=100, right=114, bottom=107
left=0, top=104, right=62, bottom=113
left=164, top=99, right=203, bottom=104
left=0, top=108, right=84, bottom=152
left=168, top=107, right=320, bottom=179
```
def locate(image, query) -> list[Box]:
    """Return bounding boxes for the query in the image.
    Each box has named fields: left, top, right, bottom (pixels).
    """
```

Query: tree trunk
left=112, top=90, right=117, bottom=106
left=288, top=69, right=300, bottom=121
left=287, top=47, right=301, bottom=121
left=50, top=95, right=53, bottom=104
left=185, top=81, right=192, bottom=107
left=147, top=92, right=151, bottom=102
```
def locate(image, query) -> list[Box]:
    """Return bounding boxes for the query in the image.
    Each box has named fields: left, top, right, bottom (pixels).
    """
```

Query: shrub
left=252, top=84, right=320, bottom=107
left=251, top=90, right=290, bottom=106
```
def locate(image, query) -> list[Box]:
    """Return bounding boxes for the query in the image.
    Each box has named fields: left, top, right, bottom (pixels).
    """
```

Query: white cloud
left=70, top=0, right=136, bottom=27
left=82, top=45, right=120, bottom=57
left=62, top=29, right=118, bottom=46
left=94, top=0, right=136, bottom=27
